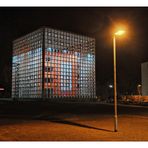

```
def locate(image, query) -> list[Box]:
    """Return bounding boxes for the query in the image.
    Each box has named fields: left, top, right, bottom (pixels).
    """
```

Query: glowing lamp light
left=109, top=84, right=113, bottom=88
left=137, top=84, right=142, bottom=87
left=115, top=30, right=125, bottom=36
left=0, top=88, right=4, bottom=91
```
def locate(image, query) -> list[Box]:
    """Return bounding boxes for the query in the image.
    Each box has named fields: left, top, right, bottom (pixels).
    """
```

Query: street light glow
left=138, top=84, right=142, bottom=87
left=115, top=30, right=125, bottom=36
left=0, top=88, right=4, bottom=91
left=109, top=84, right=113, bottom=88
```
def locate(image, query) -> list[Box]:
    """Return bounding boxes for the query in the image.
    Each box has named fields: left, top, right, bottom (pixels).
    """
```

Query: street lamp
left=113, top=30, right=125, bottom=132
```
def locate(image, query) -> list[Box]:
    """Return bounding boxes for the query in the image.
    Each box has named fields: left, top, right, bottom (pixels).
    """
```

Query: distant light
left=109, top=84, right=113, bottom=88
left=115, top=30, right=125, bottom=36
left=0, top=88, right=4, bottom=91
left=137, top=84, right=142, bottom=87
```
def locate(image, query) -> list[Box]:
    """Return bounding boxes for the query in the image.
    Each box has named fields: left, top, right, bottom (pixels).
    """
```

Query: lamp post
left=113, top=30, right=125, bottom=132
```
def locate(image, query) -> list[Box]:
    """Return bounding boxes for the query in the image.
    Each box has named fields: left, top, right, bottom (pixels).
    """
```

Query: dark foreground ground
left=0, top=101, right=148, bottom=141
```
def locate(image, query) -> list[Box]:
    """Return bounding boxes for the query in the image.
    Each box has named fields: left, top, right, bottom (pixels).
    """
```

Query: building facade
left=141, top=62, right=148, bottom=96
left=12, top=27, right=96, bottom=100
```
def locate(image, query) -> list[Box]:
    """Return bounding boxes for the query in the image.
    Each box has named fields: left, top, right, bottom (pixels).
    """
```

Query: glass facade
left=12, top=27, right=96, bottom=100
left=12, top=29, right=43, bottom=98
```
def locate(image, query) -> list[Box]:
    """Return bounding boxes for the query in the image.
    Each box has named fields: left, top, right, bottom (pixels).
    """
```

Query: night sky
left=0, top=7, right=148, bottom=96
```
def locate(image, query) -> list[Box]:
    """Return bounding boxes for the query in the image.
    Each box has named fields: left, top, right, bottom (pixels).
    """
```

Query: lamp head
left=115, top=30, right=125, bottom=36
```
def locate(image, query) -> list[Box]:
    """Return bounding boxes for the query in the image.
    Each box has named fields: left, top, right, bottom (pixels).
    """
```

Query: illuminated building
left=141, top=62, right=148, bottom=96
left=12, top=27, right=96, bottom=100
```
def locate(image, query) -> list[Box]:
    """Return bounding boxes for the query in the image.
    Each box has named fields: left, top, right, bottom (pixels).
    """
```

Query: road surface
left=0, top=102, right=148, bottom=141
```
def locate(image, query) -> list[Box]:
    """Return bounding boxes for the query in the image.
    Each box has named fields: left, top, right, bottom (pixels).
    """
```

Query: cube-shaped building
left=12, top=27, right=96, bottom=101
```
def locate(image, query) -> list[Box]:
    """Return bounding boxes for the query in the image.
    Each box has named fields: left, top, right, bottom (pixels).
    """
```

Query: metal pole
left=113, top=35, right=118, bottom=132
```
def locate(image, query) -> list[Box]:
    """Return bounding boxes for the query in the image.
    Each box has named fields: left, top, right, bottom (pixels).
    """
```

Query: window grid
left=12, top=27, right=96, bottom=100
left=12, top=29, right=43, bottom=98
left=44, top=28, right=96, bottom=99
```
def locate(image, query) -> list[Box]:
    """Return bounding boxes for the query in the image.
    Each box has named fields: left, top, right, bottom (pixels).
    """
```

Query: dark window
left=45, top=67, right=48, bottom=72
left=48, top=88, right=53, bottom=95
left=45, top=57, right=50, bottom=61
left=45, top=78, right=53, bottom=83
left=49, top=67, right=53, bottom=72
left=45, top=66, right=53, bottom=72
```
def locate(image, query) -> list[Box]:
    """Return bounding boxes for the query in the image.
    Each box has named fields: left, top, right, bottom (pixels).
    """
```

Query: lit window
left=47, top=48, right=52, bottom=52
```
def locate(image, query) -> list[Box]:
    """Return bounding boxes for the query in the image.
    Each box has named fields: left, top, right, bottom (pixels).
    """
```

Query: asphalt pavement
left=0, top=102, right=147, bottom=141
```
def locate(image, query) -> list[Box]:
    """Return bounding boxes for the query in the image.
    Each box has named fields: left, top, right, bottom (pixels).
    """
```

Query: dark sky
left=0, top=7, right=148, bottom=95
